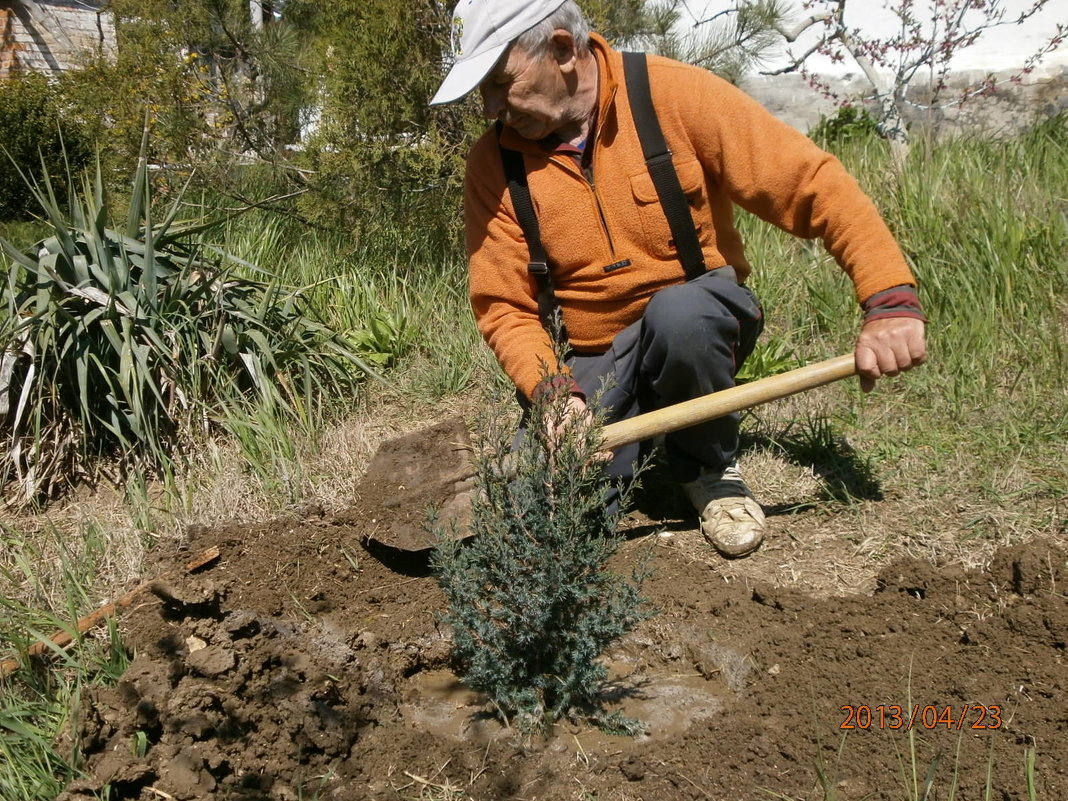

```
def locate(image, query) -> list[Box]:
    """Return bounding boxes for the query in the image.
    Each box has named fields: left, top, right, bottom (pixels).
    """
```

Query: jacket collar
left=589, top=32, right=620, bottom=128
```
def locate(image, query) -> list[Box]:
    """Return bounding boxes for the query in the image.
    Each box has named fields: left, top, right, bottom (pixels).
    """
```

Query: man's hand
left=855, top=316, right=926, bottom=393
left=543, top=396, right=612, bottom=464
left=544, top=395, right=595, bottom=448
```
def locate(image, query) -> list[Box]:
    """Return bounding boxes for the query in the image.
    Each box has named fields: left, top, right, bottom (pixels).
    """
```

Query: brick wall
left=0, top=0, right=115, bottom=79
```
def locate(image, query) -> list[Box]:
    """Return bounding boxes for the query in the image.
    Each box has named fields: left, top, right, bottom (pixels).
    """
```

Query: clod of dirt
left=346, top=415, right=475, bottom=552
left=185, top=643, right=235, bottom=677
left=989, top=541, right=1062, bottom=596
left=148, top=577, right=225, bottom=617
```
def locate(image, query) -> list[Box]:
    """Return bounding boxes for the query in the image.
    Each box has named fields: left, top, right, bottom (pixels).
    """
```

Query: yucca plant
left=0, top=144, right=369, bottom=504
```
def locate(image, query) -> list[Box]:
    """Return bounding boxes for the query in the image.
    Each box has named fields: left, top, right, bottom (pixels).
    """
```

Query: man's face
left=480, top=42, right=570, bottom=141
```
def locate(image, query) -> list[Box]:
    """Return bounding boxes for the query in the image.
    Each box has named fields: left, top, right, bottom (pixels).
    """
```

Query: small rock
left=186, top=645, right=236, bottom=678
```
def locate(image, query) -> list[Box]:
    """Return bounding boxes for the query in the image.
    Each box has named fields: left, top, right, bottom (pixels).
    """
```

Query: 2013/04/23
left=840, top=704, right=1003, bottom=731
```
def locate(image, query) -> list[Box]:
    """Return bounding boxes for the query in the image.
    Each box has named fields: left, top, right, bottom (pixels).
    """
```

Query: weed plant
left=741, top=113, right=1068, bottom=507
left=0, top=628, right=128, bottom=801
left=211, top=201, right=482, bottom=396
left=432, top=379, right=652, bottom=735
left=0, top=150, right=369, bottom=504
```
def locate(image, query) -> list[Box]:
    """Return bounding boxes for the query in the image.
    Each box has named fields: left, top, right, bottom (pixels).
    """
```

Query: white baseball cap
left=430, top=0, right=567, bottom=105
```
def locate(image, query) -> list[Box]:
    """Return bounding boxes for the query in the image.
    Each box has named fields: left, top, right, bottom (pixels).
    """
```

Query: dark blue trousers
left=559, top=268, right=763, bottom=483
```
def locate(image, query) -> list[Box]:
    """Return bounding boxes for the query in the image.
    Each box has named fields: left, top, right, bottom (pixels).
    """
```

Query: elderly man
left=430, top=0, right=926, bottom=558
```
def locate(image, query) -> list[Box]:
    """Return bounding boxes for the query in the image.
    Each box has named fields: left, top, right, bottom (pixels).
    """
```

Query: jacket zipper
left=584, top=85, right=617, bottom=257
left=550, top=143, right=616, bottom=256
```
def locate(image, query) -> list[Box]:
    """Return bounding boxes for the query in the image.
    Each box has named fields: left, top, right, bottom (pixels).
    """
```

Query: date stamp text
left=840, top=704, right=1003, bottom=731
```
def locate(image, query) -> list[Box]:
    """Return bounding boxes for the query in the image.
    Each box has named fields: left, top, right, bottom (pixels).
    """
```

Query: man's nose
left=481, top=88, right=504, bottom=120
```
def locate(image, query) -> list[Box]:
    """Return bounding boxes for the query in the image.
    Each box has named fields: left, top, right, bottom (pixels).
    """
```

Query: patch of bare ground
left=0, top=385, right=490, bottom=612
left=48, top=417, right=1067, bottom=801
left=8, top=374, right=1066, bottom=800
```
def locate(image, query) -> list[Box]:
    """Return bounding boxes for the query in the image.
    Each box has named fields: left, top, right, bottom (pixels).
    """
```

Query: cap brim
left=430, top=42, right=509, bottom=105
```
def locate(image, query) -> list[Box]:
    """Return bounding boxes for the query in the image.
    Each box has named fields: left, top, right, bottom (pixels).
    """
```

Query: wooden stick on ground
left=0, top=545, right=220, bottom=680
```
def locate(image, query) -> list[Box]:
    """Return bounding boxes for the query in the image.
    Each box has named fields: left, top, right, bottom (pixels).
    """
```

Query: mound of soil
left=58, top=503, right=1066, bottom=800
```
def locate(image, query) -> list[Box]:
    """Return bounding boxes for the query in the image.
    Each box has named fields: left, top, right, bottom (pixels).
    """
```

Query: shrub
left=0, top=73, right=91, bottom=221
left=0, top=151, right=368, bottom=504
left=810, top=106, right=882, bottom=148
left=293, top=0, right=475, bottom=248
left=432, top=381, right=652, bottom=734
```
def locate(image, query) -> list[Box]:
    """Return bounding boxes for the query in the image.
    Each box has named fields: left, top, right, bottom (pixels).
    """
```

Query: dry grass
left=646, top=378, right=1068, bottom=599
left=0, top=368, right=497, bottom=618
left=0, top=502, right=148, bottom=614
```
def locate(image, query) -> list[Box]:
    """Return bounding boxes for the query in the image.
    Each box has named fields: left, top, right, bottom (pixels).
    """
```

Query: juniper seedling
left=432, top=376, right=652, bottom=734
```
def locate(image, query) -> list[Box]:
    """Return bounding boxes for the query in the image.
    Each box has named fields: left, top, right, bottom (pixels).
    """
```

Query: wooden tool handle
left=601, top=353, right=857, bottom=452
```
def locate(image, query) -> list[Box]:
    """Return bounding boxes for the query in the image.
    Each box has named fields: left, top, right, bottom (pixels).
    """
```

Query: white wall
left=0, top=1, right=115, bottom=78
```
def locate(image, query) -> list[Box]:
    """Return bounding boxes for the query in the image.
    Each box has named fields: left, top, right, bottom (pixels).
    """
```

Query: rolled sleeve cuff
left=531, top=374, right=584, bottom=403
left=862, top=285, right=928, bottom=324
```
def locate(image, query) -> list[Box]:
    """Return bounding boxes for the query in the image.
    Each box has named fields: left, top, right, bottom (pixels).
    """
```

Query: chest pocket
left=629, top=158, right=710, bottom=259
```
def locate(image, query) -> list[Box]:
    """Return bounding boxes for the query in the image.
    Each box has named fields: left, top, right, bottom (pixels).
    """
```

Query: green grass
left=209, top=205, right=485, bottom=399
left=1, top=619, right=129, bottom=800
left=1, top=520, right=132, bottom=799
left=0, top=220, right=50, bottom=251
left=758, top=735, right=1042, bottom=801
left=739, top=115, right=1068, bottom=518
left=2, top=116, right=1066, bottom=798
left=0, top=155, right=373, bottom=505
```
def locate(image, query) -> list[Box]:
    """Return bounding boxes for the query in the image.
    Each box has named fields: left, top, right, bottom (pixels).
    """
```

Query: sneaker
left=681, top=463, right=766, bottom=558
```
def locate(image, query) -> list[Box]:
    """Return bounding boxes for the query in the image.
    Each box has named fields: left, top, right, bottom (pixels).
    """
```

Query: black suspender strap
left=498, top=134, right=568, bottom=345
left=622, top=50, right=707, bottom=281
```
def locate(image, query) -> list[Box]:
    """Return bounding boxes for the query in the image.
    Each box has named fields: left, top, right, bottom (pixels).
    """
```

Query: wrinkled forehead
left=483, top=39, right=539, bottom=83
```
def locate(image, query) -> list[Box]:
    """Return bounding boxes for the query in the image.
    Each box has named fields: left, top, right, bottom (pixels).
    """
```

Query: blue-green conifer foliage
left=433, top=381, right=651, bottom=732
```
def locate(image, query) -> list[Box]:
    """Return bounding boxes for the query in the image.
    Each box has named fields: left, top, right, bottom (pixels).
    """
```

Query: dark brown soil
left=57, top=440, right=1067, bottom=800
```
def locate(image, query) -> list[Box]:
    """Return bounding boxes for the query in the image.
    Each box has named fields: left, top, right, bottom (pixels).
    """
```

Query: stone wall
left=0, top=0, right=114, bottom=78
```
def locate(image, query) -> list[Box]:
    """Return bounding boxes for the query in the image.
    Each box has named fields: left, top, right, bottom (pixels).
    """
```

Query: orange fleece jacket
left=465, top=34, right=917, bottom=400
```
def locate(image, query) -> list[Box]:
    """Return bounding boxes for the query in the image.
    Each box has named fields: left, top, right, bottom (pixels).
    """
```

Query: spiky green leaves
left=0, top=150, right=367, bottom=504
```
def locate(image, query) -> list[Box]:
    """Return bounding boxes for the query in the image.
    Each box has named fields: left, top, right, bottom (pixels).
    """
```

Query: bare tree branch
left=752, top=0, right=1062, bottom=153
left=775, top=12, right=834, bottom=42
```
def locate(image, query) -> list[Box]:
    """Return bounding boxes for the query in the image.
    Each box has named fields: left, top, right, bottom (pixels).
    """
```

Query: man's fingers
left=855, top=317, right=927, bottom=391
left=542, top=397, right=618, bottom=467
left=878, top=338, right=912, bottom=377
left=907, top=331, right=927, bottom=366
left=543, top=395, right=604, bottom=457
left=592, top=448, right=614, bottom=464
left=855, top=342, right=879, bottom=371
left=855, top=347, right=879, bottom=392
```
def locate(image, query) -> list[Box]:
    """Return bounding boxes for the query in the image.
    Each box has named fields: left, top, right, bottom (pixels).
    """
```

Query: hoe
left=356, top=353, right=858, bottom=552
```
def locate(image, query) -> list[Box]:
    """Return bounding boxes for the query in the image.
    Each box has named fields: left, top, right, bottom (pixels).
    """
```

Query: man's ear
left=550, top=29, right=579, bottom=73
